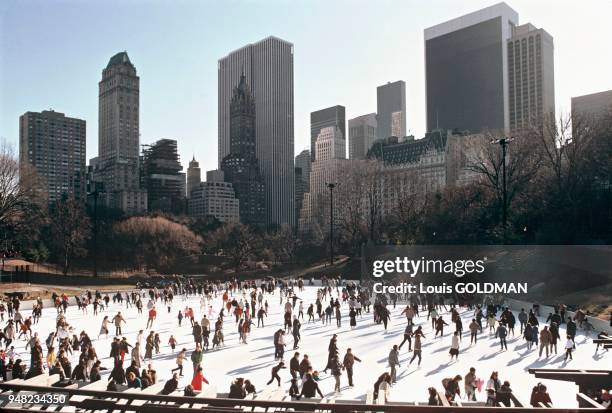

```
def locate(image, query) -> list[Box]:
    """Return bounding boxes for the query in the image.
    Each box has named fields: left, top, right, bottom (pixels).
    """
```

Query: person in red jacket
left=146, top=307, right=157, bottom=329
left=191, top=366, right=209, bottom=391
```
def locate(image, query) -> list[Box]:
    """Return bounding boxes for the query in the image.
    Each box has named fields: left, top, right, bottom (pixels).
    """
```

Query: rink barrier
left=504, top=298, right=610, bottom=332
left=8, top=278, right=358, bottom=310
left=0, top=382, right=608, bottom=412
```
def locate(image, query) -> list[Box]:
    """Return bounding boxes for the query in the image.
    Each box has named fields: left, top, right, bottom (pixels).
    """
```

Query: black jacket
left=228, top=383, right=246, bottom=399
left=300, top=379, right=323, bottom=398
left=161, top=378, right=178, bottom=395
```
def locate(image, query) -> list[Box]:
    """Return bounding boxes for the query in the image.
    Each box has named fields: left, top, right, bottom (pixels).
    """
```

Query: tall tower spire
left=221, top=76, right=266, bottom=227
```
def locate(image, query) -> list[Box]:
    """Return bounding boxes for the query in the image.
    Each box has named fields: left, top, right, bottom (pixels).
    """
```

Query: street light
left=326, top=182, right=337, bottom=266
left=87, top=181, right=104, bottom=277
left=490, top=137, right=514, bottom=231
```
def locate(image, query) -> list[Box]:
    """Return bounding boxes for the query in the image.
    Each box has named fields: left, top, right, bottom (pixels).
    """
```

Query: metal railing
left=0, top=382, right=606, bottom=413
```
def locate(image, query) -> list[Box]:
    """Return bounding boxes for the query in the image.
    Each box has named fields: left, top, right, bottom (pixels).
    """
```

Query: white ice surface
left=7, top=286, right=610, bottom=407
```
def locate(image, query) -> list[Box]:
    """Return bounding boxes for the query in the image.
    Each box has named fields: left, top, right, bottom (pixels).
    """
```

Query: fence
left=0, top=381, right=607, bottom=413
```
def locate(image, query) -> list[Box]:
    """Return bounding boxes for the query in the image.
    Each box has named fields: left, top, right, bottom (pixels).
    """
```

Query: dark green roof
left=106, top=52, right=132, bottom=68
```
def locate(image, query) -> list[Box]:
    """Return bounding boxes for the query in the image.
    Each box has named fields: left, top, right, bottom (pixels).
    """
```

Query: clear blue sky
left=1, top=0, right=611, bottom=174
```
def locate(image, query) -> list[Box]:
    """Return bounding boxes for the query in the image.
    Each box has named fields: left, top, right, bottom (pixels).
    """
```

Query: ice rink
left=7, top=285, right=610, bottom=407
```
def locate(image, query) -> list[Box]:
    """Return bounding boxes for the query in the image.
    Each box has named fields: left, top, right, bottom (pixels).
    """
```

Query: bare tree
left=336, top=161, right=368, bottom=254
left=114, top=216, right=202, bottom=272
left=49, top=195, right=91, bottom=274
left=465, top=129, right=542, bottom=224
left=207, top=223, right=259, bottom=272
left=266, top=223, right=299, bottom=264
left=0, top=140, right=47, bottom=253
left=390, top=190, right=428, bottom=244
left=362, top=161, right=384, bottom=242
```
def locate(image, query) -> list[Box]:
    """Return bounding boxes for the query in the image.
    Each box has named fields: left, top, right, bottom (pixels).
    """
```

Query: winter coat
left=191, top=350, right=203, bottom=365
left=343, top=353, right=361, bottom=368
left=469, top=321, right=479, bottom=333
left=300, top=379, right=323, bottom=398
left=229, top=383, right=246, bottom=399
left=290, top=357, right=300, bottom=373
left=388, top=349, right=400, bottom=366
left=190, top=372, right=209, bottom=391
left=540, top=329, right=552, bottom=345
left=566, top=320, right=577, bottom=336
left=496, top=326, right=507, bottom=338
left=161, top=378, right=178, bottom=395
left=330, top=360, right=342, bottom=377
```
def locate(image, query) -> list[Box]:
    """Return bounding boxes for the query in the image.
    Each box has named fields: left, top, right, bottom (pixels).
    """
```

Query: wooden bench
left=22, top=373, right=60, bottom=387
left=364, top=390, right=374, bottom=413
left=189, top=385, right=218, bottom=408
left=131, top=382, right=168, bottom=406
left=437, top=391, right=451, bottom=407
left=70, top=379, right=112, bottom=403
left=376, top=391, right=386, bottom=405
left=577, top=392, right=606, bottom=409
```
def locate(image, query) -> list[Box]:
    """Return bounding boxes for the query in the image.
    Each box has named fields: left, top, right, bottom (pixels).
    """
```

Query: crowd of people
left=0, top=276, right=609, bottom=407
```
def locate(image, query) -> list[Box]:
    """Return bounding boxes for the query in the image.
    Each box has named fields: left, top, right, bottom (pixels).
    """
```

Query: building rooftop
left=106, top=51, right=133, bottom=69
left=424, top=2, right=518, bottom=41
left=219, top=36, right=293, bottom=61
left=367, top=130, right=449, bottom=165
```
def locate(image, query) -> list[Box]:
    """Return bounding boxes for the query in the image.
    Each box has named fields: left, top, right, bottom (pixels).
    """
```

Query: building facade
left=349, top=113, right=378, bottom=159
left=294, top=167, right=306, bottom=229
left=571, top=90, right=612, bottom=130
left=186, top=156, right=201, bottom=198
left=508, top=23, right=555, bottom=131
left=377, top=81, right=406, bottom=139
left=140, top=139, right=185, bottom=213
left=310, top=105, right=346, bottom=161
left=97, top=51, right=147, bottom=214
left=294, top=149, right=311, bottom=229
left=220, top=73, right=266, bottom=227
left=19, top=110, right=86, bottom=202
left=188, top=170, right=240, bottom=223
left=295, top=149, right=311, bottom=187
left=299, top=126, right=348, bottom=233
left=425, top=3, right=518, bottom=133
left=367, top=130, right=483, bottom=216
left=218, top=36, right=294, bottom=227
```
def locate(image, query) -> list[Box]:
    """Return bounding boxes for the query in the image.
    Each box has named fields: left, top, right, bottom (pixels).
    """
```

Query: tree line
left=1, top=112, right=610, bottom=275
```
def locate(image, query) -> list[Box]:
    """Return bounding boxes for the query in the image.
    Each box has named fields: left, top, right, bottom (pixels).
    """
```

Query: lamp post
left=491, top=137, right=514, bottom=231
left=326, top=182, right=336, bottom=266
left=88, top=181, right=104, bottom=277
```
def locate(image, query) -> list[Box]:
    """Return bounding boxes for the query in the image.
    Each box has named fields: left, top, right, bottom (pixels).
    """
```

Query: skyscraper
left=377, top=81, right=406, bottom=139
left=425, top=3, right=518, bottom=133
left=294, top=167, right=306, bottom=229
left=98, top=51, right=147, bottom=214
left=301, top=126, right=348, bottom=232
left=294, top=149, right=311, bottom=187
left=188, top=170, right=240, bottom=223
left=218, top=36, right=294, bottom=227
left=19, top=110, right=86, bottom=202
left=349, top=113, right=378, bottom=159
left=294, top=149, right=311, bottom=227
left=187, top=156, right=201, bottom=198
left=508, top=23, right=555, bottom=131
left=571, top=90, right=612, bottom=129
left=140, top=139, right=185, bottom=213
left=221, top=73, right=266, bottom=227
left=310, top=106, right=346, bottom=161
